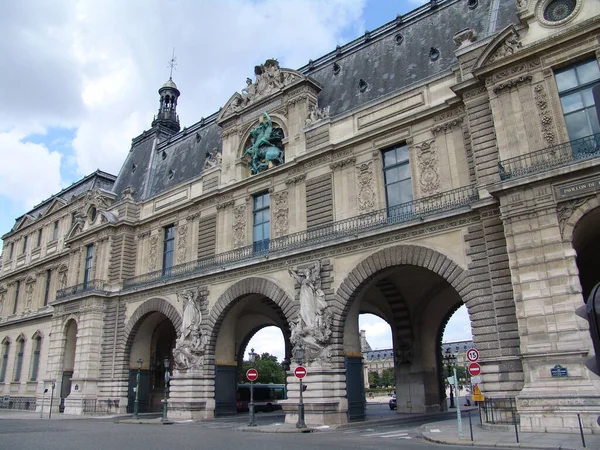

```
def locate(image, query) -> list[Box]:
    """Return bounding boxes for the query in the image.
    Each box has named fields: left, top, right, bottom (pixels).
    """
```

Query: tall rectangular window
left=43, top=270, right=52, bottom=306
left=30, top=336, right=41, bottom=381
left=13, top=281, right=20, bottom=315
left=14, top=339, right=24, bottom=382
left=21, top=236, right=27, bottom=254
left=163, top=226, right=175, bottom=275
left=83, top=245, right=94, bottom=288
left=36, top=229, right=42, bottom=248
left=253, top=192, right=270, bottom=252
left=555, top=59, right=600, bottom=141
left=0, top=342, right=9, bottom=382
left=9, top=243, right=14, bottom=259
left=382, top=144, right=413, bottom=215
left=52, top=221, right=59, bottom=241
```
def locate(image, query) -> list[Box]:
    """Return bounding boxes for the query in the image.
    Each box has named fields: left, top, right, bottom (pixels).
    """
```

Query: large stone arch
left=334, top=244, right=473, bottom=336
left=562, top=193, right=600, bottom=244
left=206, top=277, right=296, bottom=351
left=123, top=297, right=182, bottom=357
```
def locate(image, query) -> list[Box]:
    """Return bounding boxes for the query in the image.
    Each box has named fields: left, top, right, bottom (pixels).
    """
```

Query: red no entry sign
left=294, top=366, right=307, bottom=379
left=468, top=362, right=481, bottom=377
left=246, top=368, right=258, bottom=382
left=466, top=348, right=479, bottom=363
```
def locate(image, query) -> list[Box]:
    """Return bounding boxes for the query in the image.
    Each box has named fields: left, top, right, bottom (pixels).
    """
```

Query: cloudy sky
left=0, top=0, right=471, bottom=358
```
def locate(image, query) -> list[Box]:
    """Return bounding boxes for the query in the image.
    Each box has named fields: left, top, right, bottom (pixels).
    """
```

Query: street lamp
left=248, top=348, right=258, bottom=427
left=296, top=343, right=306, bottom=429
left=443, top=350, right=456, bottom=409
left=162, top=358, right=170, bottom=423
left=133, top=357, right=143, bottom=418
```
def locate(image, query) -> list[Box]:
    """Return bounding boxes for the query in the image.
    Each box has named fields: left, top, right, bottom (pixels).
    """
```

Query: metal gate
left=345, top=356, right=366, bottom=422
left=126, top=370, right=151, bottom=413
left=59, top=371, right=73, bottom=413
left=214, top=365, right=237, bottom=417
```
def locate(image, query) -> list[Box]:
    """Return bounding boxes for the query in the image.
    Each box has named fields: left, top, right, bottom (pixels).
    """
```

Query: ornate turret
left=152, top=77, right=181, bottom=132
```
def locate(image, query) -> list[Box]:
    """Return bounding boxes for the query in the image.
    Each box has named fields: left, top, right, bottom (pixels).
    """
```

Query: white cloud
left=246, top=326, right=286, bottom=361
left=443, top=305, right=473, bottom=343
left=0, top=129, right=62, bottom=210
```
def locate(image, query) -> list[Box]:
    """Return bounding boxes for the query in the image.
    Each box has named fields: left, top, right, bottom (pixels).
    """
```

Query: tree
left=239, top=352, right=286, bottom=384
left=368, top=371, right=380, bottom=388
left=380, top=368, right=395, bottom=388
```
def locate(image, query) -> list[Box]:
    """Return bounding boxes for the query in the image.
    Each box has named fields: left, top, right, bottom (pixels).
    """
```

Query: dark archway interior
left=213, top=294, right=291, bottom=417
left=127, top=312, right=176, bottom=413
left=573, top=207, right=600, bottom=301
left=346, top=264, right=465, bottom=416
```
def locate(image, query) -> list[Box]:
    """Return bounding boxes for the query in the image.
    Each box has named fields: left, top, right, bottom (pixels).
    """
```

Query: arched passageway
left=338, top=246, right=472, bottom=421
left=126, top=312, right=177, bottom=413
left=208, top=278, right=294, bottom=417
left=60, top=319, right=77, bottom=413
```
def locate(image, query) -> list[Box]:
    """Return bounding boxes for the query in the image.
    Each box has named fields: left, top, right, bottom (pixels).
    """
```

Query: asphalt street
left=0, top=412, right=495, bottom=450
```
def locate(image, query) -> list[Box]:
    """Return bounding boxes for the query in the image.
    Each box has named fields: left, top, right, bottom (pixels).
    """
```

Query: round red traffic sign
left=246, top=368, right=258, bottom=382
left=466, top=348, right=479, bottom=363
left=468, top=362, right=481, bottom=377
left=294, top=366, right=307, bottom=379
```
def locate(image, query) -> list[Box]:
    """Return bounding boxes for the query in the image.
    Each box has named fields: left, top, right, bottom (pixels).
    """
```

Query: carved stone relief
left=305, top=103, right=330, bottom=127
left=356, top=162, right=377, bottom=213
left=288, top=260, right=333, bottom=366
left=488, top=31, right=522, bottom=63
left=173, top=288, right=207, bottom=371
left=534, top=84, right=555, bottom=146
left=233, top=204, right=247, bottom=248
left=25, top=282, right=34, bottom=310
left=177, top=224, right=187, bottom=264
left=415, top=140, right=440, bottom=196
left=202, top=148, right=222, bottom=171
left=557, top=197, right=588, bottom=238
left=0, top=291, right=4, bottom=316
left=148, top=235, right=159, bottom=271
left=272, top=191, right=289, bottom=238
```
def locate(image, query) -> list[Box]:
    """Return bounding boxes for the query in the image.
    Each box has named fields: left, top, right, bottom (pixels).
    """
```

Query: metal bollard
left=468, top=410, right=474, bottom=442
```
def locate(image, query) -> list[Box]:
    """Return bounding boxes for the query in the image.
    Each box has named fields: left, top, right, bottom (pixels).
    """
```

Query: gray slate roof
left=114, top=0, right=517, bottom=203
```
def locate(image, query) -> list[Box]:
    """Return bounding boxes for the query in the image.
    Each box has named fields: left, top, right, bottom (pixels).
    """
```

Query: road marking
left=381, top=433, right=409, bottom=438
left=364, top=430, right=407, bottom=436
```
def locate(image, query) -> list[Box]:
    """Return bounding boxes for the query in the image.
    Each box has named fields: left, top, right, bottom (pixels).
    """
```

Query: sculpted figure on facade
left=242, top=112, right=284, bottom=175
left=148, top=235, right=159, bottom=271
left=25, top=282, right=34, bottom=310
left=0, top=291, right=4, bottom=316
left=305, top=104, right=330, bottom=126
left=176, top=224, right=187, bottom=264
left=272, top=190, right=289, bottom=237
left=173, top=288, right=207, bottom=370
left=202, top=148, right=222, bottom=170
left=489, top=31, right=522, bottom=63
left=288, top=260, right=333, bottom=365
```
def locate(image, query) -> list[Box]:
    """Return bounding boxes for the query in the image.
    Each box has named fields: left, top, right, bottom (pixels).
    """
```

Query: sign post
left=453, top=366, right=463, bottom=439
left=246, top=368, right=258, bottom=427
left=295, top=365, right=307, bottom=429
left=468, top=362, right=481, bottom=377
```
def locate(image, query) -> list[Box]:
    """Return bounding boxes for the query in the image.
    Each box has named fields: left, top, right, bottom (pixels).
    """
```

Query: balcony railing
left=498, top=133, right=600, bottom=181
left=55, top=279, right=107, bottom=301
left=122, top=185, right=479, bottom=290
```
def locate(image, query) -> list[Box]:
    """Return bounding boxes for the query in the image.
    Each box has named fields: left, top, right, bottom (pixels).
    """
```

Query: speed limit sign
left=467, top=348, right=479, bottom=363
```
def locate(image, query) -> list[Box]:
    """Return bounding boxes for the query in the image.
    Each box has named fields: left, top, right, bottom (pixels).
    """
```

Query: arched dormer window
left=14, top=334, right=26, bottom=382
left=30, top=332, right=42, bottom=381
left=0, top=338, right=10, bottom=382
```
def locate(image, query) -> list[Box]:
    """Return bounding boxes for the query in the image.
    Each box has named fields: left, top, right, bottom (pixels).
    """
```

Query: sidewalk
left=420, top=417, right=600, bottom=450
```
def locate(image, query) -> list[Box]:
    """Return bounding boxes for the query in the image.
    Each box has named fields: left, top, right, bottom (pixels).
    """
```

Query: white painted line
left=381, top=433, right=409, bottom=438
left=398, top=436, right=412, bottom=439
left=364, top=430, right=408, bottom=436
left=430, top=429, right=441, bottom=432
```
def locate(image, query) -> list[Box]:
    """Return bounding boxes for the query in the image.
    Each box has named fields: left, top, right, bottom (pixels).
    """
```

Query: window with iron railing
left=83, top=245, right=94, bottom=288
left=382, top=145, right=413, bottom=216
left=555, top=59, right=600, bottom=142
left=163, top=225, right=175, bottom=276
left=253, top=192, right=270, bottom=253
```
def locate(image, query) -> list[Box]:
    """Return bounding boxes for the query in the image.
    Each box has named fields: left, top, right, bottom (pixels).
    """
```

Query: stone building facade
left=1, top=0, right=600, bottom=433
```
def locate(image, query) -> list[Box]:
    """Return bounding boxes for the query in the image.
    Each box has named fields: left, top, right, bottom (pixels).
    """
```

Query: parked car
left=389, top=396, right=397, bottom=410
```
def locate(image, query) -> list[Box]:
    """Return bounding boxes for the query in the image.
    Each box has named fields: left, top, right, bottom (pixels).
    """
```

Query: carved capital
left=285, top=174, right=306, bottom=185
left=493, top=75, right=532, bottom=94
left=329, top=157, right=356, bottom=171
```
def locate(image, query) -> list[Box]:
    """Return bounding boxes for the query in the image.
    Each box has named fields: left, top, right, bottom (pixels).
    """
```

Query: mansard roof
left=113, top=0, right=518, bottom=203
left=4, top=170, right=116, bottom=237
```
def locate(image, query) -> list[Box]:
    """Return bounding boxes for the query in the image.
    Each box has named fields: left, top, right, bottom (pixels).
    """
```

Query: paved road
left=0, top=412, right=495, bottom=450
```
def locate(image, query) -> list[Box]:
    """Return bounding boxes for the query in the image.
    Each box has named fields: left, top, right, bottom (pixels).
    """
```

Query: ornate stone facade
left=1, top=1, right=599, bottom=433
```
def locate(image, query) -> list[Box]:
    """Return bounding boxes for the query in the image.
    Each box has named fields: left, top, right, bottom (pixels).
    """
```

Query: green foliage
left=368, top=369, right=395, bottom=388
left=239, top=352, right=286, bottom=384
